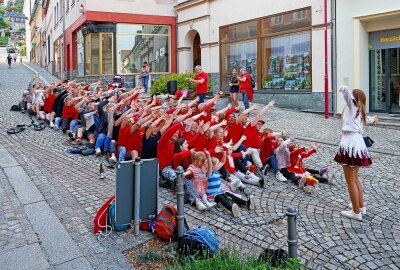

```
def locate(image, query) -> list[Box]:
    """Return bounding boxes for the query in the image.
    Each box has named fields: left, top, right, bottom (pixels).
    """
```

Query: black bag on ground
left=10, top=105, right=20, bottom=111
left=258, top=248, right=288, bottom=267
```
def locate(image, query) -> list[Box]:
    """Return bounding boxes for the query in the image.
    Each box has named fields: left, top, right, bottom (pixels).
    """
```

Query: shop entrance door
left=370, top=48, right=400, bottom=113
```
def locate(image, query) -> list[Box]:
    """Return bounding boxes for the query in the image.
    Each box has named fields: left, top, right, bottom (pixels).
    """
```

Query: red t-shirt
left=239, top=73, right=252, bottom=91
left=117, top=125, right=131, bottom=148
left=157, top=123, right=183, bottom=171
left=260, top=136, right=279, bottom=166
left=43, top=94, right=54, bottom=114
left=62, top=105, right=79, bottom=119
left=225, top=122, right=244, bottom=144
left=195, top=72, right=208, bottom=94
left=243, top=123, right=262, bottom=149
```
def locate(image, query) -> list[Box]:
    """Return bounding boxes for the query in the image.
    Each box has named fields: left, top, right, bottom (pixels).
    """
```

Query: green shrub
left=165, top=249, right=304, bottom=270
left=150, top=72, right=197, bottom=95
left=19, top=44, right=26, bottom=56
left=0, top=36, right=8, bottom=46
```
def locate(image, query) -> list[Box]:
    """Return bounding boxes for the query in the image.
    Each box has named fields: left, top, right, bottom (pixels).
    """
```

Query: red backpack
left=154, top=205, right=178, bottom=240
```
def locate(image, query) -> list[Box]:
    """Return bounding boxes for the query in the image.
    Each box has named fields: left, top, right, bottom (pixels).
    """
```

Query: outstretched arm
left=250, top=100, right=275, bottom=127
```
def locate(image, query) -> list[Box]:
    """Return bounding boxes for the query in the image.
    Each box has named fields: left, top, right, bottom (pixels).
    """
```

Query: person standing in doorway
left=229, top=68, right=240, bottom=107
left=236, top=68, right=254, bottom=109
left=7, top=54, right=12, bottom=69
left=188, top=65, right=208, bottom=103
left=334, top=85, right=378, bottom=221
left=140, top=61, right=150, bottom=93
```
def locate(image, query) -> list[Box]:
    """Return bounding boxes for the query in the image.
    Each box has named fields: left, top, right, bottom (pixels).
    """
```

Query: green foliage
left=0, top=36, right=9, bottom=46
left=19, top=44, right=26, bottom=56
left=165, top=249, right=304, bottom=270
left=150, top=72, right=197, bottom=95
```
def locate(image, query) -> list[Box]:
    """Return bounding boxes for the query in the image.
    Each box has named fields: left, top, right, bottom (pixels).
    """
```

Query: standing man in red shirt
left=188, top=65, right=208, bottom=104
left=236, top=68, right=254, bottom=109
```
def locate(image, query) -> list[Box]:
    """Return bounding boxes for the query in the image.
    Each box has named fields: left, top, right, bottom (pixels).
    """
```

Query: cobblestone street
left=0, top=61, right=399, bottom=269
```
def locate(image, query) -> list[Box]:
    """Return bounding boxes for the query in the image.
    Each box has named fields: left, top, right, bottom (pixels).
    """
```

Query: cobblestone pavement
left=0, top=62, right=399, bottom=269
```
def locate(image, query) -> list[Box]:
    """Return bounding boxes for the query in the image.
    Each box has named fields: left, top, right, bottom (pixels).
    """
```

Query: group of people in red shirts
left=20, top=72, right=333, bottom=217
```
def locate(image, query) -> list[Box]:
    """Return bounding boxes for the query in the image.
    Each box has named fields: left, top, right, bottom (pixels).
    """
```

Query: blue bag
left=107, top=201, right=130, bottom=231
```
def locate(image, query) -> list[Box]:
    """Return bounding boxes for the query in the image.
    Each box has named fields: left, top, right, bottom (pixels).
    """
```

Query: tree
left=6, top=1, right=15, bottom=10
left=15, top=0, right=24, bottom=13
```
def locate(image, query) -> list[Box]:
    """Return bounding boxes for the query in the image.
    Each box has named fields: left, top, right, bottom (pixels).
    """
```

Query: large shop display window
left=219, top=7, right=311, bottom=91
left=84, top=33, right=114, bottom=76
left=262, top=32, right=311, bottom=90
left=117, top=24, right=170, bottom=74
left=262, top=8, right=311, bottom=90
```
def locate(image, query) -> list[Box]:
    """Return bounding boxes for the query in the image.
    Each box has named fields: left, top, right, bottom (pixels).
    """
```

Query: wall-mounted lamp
left=79, top=4, right=85, bottom=14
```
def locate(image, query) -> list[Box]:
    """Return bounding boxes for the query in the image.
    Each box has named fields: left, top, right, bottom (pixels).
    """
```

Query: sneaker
left=348, top=203, right=366, bottom=215
left=259, top=178, right=265, bottom=187
left=298, top=176, right=307, bottom=189
left=100, top=173, right=105, bottom=179
left=66, top=130, right=75, bottom=141
left=247, top=195, right=255, bottom=210
left=246, top=171, right=260, bottom=181
left=341, top=209, right=362, bottom=221
left=262, top=164, right=270, bottom=175
left=109, top=155, right=117, bottom=165
left=303, top=185, right=313, bottom=193
left=243, top=187, right=252, bottom=196
left=230, top=177, right=240, bottom=192
left=49, top=122, right=54, bottom=128
left=95, top=148, right=101, bottom=156
left=231, top=203, right=240, bottom=217
left=195, top=200, right=207, bottom=211
left=52, top=125, right=60, bottom=131
left=276, top=172, right=287, bottom=182
left=205, top=201, right=217, bottom=209
left=319, top=167, right=328, bottom=176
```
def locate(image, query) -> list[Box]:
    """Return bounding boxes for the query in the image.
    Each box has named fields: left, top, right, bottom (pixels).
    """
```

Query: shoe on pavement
left=276, top=172, right=287, bottom=182
left=246, top=171, right=260, bottom=181
left=341, top=209, right=362, bottom=221
left=348, top=203, right=366, bottom=215
left=259, top=178, right=265, bottom=187
left=109, top=155, right=117, bottom=165
left=247, top=195, right=255, bottom=210
left=205, top=201, right=217, bottom=209
left=195, top=200, right=207, bottom=211
left=303, top=185, right=313, bottom=193
left=49, top=122, right=54, bottom=128
left=231, top=203, right=240, bottom=217
left=298, top=176, right=307, bottom=189
left=243, top=187, right=252, bottom=196
left=66, top=130, right=75, bottom=141
left=262, top=164, right=270, bottom=175
left=100, top=173, right=105, bottom=179
left=319, top=167, right=329, bottom=176
left=95, top=148, right=102, bottom=156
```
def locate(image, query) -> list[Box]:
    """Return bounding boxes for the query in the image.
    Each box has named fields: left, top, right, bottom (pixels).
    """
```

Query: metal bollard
left=287, top=205, right=298, bottom=259
left=133, top=158, right=141, bottom=236
left=176, top=166, right=185, bottom=238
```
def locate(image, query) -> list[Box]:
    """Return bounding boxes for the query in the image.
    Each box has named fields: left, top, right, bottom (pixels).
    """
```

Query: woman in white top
left=334, top=85, right=378, bottom=221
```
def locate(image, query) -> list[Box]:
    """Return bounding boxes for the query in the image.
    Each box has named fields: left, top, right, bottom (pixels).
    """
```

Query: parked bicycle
left=7, top=115, right=47, bottom=134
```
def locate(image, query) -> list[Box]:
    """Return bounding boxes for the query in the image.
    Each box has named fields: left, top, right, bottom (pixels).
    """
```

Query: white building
left=336, top=0, right=400, bottom=114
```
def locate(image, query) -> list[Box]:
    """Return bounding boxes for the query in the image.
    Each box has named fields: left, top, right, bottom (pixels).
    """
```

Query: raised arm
left=236, top=105, right=257, bottom=123
left=205, top=149, right=212, bottom=176
left=250, top=100, right=275, bottom=127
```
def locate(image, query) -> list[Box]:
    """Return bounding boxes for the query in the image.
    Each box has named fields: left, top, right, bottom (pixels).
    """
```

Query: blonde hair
left=193, top=152, right=206, bottom=162
left=263, top=128, right=273, bottom=135
left=211, top=157, right=219, bottom=166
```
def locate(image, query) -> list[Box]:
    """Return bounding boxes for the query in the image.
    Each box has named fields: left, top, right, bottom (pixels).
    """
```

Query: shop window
left=221, top=40, right=257, bottom=89
left=293, top=10, right=308, bottom=21
left=220, top=20, right=257, bottom=42
left=83, top=33, right=114, bottom=76
left=271, top=15, right=283, bottom=26
left=261, top=8, right=311, bottom=36
left=262, top=32, right=311, bottom=90
left=116, top=24, right=170, bottom=74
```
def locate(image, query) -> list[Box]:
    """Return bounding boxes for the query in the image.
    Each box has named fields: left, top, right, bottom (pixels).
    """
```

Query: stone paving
left=0, top=61, right=399, bottom=269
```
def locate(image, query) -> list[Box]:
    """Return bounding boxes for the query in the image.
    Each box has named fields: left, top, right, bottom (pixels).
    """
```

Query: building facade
left=176, top=0, right=332, bottom=111
left=27, top=0, right=177, bottom=83
left=335, top=0, right=400, bottom=114
left=5, top=11, right=26, bottom=32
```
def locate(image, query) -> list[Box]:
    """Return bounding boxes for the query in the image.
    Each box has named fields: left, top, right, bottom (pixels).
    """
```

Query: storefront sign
left=369, top=29, right=400, bottom=50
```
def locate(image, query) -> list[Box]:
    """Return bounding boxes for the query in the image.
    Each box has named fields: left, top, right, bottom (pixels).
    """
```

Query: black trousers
left=215, top=192, right=247, bottom=212
left=234, top=157, right=248, bottom=174
left=305, top=168, right=328, bottom=183
left=280, top=168, right=299, bottom=185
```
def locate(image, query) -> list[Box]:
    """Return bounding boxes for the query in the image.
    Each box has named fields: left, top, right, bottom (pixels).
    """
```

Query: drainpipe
left=62, top=0, right=66, bottom=80
left=324, top=0, right=329, bottom=119
left=331, top=0, right=337, bottom=116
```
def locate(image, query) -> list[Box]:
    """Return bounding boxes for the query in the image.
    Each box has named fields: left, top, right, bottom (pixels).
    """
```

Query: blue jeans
left=242, top=91, right=249, bottom=109
left=69, top=120, right=79, bottom=133
left=95, top=133, right=108, bottom=151
left=54, top=117, right=62, bottom=127
left=142, top=75, right=149, bottom=92
left=236, top=144, right=249, bottom=164
left=198, top=93, right=206, bottom=104
left=266, top=155, right=279, bottom=174
left=118, top=147, right=127, bottom=161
